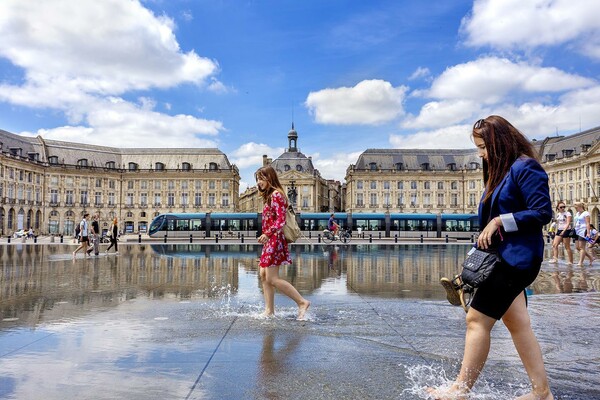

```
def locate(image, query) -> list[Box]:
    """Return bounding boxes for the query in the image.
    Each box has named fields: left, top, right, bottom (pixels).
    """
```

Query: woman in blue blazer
left=430, top=116, right=554, bottom=400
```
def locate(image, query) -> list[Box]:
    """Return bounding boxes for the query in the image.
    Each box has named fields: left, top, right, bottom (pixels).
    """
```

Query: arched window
left=182, top=162, right=191, bottom=171
left=128, top=162, right=138, bottom=171
left=369, top=162, right=377, bottom=171
left=155, top=162, right=165, bottom=171
left=285, top=165, right=291, bottom=171
left=126, top=211, right=133, bottom=218
left=140, top=212, right=146, bottom=218
left=48, top=156, right=59, bottom=165
left=296, top=165, right=303, bottom=172
left=105, top=161, right=116, bottom=169
left=395, top=162, right=403, bottom=171
left=77, top=159, right=88, bottom=167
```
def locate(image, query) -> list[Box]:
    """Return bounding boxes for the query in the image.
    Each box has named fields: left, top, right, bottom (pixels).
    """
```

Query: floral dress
left=259, top=191, right=292, bottom=267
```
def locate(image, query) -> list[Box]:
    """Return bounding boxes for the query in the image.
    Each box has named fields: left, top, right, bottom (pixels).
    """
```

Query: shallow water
left=0, top=244, right=599, bottom=399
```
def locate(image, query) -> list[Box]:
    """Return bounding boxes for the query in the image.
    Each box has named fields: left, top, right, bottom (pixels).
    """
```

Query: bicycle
left=322, top=228, right=352, bottom=244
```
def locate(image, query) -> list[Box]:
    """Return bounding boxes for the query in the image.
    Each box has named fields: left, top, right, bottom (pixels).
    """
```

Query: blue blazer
left=478, top=157, right=552, bottom=269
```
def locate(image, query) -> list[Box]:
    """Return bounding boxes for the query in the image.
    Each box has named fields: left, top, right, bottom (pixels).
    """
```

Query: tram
left=148, top=212, right=479, bottom=239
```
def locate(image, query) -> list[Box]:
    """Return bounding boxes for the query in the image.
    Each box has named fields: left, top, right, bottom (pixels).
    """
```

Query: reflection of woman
left=255, top=165, right=310, bottom=320
left=105, top=218, right=119, bottom=254
left=431, top=116, right=554, bottom=400
left=549, top=201, right=573, bottom=264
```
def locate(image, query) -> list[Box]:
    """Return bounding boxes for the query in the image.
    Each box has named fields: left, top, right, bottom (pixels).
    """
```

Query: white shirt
left=574, top=211, right=590, bottom=237
left=556, top=211, right=572, bottom=230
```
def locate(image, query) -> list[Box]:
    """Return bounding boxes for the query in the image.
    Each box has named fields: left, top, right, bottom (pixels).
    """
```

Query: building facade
left=0, top=129, right=239, bottom=236
left=239, top=124, right=341, bottom=213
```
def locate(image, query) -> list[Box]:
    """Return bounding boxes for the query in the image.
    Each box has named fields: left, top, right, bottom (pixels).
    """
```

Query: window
left=209, top=162, right=218, bottom=170
left=285, top=165, right=291, bottom=171
left=95, top=192, right=102, bottom=205
left=108, top=192, right=115, bottom=206
left=447, top=163, right=456, bottom=171
left=126, top=193, right=134, bottom=206
left=296, top=165, right=303, bottom=172
left=469, top=181, right=476, bottom=189
left=451, top=181, right=458, bottom=190
left=395, top=162, right=403, bottom=171
left=140, top=193, right=147, bottom=206
left=167, top=192, right=175, bottom=206
left=155, top=162, right=165, bottom=171
left=357, top=193, right=364, bottom=206
left=105, top=161, right=116, bottom=169
left=222, top=193, right=229, bottom=206
left=370, top=181, right=377, bottom=190
left=194, top=192, right=202, bottom=206
left=154, top=193, right=161, bottom=206
left=140, top=180, right=147, bottom=189
left=95, top=178, right=102, bottom=188
left=223, top=181, right=229, bottom=190
left=424, top=181, right=430, bottom=190
left=451, top=193, right=459, bottom=206
left=437, top=182, right=444, bottom=190
left=154, top=180, right=161, bottom=190
left=437, top=193, right=444, bottom=206
left=410, top=181, right=417, bottom=190
left=370, top=193, right=377, bottom=206
left=209, top=180, right=216, bottom=189
left=357, top=180, right=363, bottom=190
left=424, top=193, right=431, bottom=206
left=128, top=162, right=138, bottom=171
left=50, top=189, right=58, bottom=204
left=369, top=162, right=377, bottom=171
left=383, top=181, right=390, bottom=190
left=80, top=190, right=88, bottom=205
left=208, top=193, right=216, bottom=206
left=421, top=163, right=430, bottom=171
left=181, top=162, right=191, bottom=171
left=195, top=180, right=202, bottom=190
left=109, top=180, right=116, bottom=189
left=397, top=181, right=403, bottom=190
left=77, top=159, right=88, bottom=167
left=181, top=192, right=188, bottom=206
left=65, top=190, right=74, bottom=205
left=127, top=181, right=134, bottom=189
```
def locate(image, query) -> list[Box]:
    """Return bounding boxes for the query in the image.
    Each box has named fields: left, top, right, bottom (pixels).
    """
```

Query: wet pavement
left=0, top=243, right=599, bottom=399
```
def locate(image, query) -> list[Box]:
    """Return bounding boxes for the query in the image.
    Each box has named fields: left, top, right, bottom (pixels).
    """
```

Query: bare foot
left=297, top=300, right=311, bottom=321
left=515, top=391, right=554, bottom=400
left=426, top=386, right=468, bottom=400
left=259, top=311, right=274, bottom=319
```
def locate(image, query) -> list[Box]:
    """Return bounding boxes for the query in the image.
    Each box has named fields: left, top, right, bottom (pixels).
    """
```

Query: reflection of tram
left=148, top=212, right=479, bottom=239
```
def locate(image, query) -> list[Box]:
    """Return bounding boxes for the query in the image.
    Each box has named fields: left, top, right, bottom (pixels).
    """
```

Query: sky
left=1, top=0, right=599, bottom=192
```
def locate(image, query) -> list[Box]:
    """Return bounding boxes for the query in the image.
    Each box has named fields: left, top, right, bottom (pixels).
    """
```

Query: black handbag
left=460, top=247, right=499, bottom=292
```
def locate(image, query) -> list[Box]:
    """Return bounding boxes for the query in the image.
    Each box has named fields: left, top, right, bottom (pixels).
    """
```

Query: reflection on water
left=1, top=244, right=599, bottom=326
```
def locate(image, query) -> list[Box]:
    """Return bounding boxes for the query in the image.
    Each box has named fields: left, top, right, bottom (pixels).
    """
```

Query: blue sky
left=1, top=0, right=599, bottom=191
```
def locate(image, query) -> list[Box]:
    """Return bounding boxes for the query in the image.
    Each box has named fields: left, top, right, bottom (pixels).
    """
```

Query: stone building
left=0, top=129, right=239, bottom=236
left=239, top=124, right=341, bottom=212
left=344, top=148, right=483, bottom=214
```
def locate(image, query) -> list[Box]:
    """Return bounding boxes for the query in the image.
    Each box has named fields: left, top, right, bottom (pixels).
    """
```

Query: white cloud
left=312, top=151, right=364, bottom=182
left=20, top=97, right=222, bottom=148
left=390, top=125, right=474, bottom=149
left=461, top=0, right=600, bottom=59
left=231, top=142, right=286, bottom=192
left=408, top=67, right=431, bottom=81
left=305, top=79, right=408, bottom=125
left=426, top=57, right=595, bottom=103
left=401, top=99, right=480, bottom=129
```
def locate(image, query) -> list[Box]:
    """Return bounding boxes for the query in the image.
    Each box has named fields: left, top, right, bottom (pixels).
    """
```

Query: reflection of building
left=0, top=129, right=240, bottom=236
left=239, top=124, right=341, bottom=213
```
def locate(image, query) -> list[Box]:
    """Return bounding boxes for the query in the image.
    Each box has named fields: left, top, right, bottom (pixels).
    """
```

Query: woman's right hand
left=258, top=234, right=268, bottom=244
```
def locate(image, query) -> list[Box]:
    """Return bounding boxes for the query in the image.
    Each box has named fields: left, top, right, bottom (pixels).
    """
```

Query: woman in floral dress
left=255, top=165, right=310, bottom=320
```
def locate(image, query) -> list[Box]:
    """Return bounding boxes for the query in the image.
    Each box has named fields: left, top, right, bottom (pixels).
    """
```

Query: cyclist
left=328, top=213, right=340, bottom=238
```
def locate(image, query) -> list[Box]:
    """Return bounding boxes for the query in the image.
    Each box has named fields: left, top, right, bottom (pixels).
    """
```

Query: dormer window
left=545, top=154, right=556, bottom=162
left=28, top=152, right=39, bottom=161
left=209, top=162, right=218, bottom=170
left=10, top=148, right=22, bottom=157
left=421, top=163, right=430, bottom=171
left=470, top=162, right=480, bottom=169
left=562, top=149, right=574, bottom=157
left=369, top=162, right=377, bottom=171
left=128, top=162, right=139, bottom=171
left=447, top=163, right=456, bottom=171
left=106, top=161, right=116, bottom=169
left=181, top=162, right=191, bottom=171
left=395, top=162, right=403, bottom=171
left=48, top=156, right=59, bottom=165
left=285, top=165, right=291, bottom=171
left=77, top=159, right=88, bottom=167
left=296, top=165, right=303, bottom=172
left=581, top=144, right=591, bottom=152
left=155, top=162, right=165, bottom=171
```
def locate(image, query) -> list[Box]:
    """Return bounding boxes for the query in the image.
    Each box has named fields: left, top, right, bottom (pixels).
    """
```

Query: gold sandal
left=440, top=276, right=469, bottom=312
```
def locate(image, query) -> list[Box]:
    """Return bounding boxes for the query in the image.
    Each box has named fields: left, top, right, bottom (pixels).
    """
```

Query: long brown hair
left=255, top=165, right=288, bottom=205
left=473, top=115, right=538, bottom=203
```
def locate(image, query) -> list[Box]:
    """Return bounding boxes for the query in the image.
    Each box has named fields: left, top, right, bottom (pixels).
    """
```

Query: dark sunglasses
left=473, top=119, right=486, bottom=129
left=558, top=206, right=566, bottom=209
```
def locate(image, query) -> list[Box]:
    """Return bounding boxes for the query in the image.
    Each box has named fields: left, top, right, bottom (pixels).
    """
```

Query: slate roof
left=353, top=148, right=481, bottom=171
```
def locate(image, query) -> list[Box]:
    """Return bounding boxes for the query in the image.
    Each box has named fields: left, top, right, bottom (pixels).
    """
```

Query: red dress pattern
left=259, top=191, right=292, bottom=267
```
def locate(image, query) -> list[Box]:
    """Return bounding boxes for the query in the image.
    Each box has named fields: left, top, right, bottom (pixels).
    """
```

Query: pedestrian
left=573, top=202, right=594, bottom=266
left=255, top=165, right=311, bottom=320
left=432, top=116, right=554, bottom=400
left=86, top=214, right=100, bottom=256
left=105, top=217, right=119, bottom=254
left=72, top=213, right=90, bottom=259
left=549, top=201, right=574, bottom=264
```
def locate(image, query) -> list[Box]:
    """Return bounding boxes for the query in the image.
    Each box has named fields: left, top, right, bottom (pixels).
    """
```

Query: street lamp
left=288, top=180, right=297, bottom=208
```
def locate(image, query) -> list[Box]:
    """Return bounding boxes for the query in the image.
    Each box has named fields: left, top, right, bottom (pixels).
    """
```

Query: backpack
left=283, top=205, right=301, bottom=243
left=75, top=225, right=81, bottom=237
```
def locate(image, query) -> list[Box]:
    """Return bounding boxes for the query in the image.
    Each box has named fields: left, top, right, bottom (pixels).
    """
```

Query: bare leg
left=427, top=308, right=496, bottom=399
left=551, top=235, right=561, bottom=260
left=503, top=294, right=554, bottom=400
left=260, top=267, right=275, bottom=316
left=562, top=238, right=573, bottom=264
left=264, top=266, right=310, bottom=320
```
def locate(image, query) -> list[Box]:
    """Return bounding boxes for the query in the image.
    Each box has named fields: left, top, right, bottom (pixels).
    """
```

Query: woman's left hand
left=478, top=219, right=501, bottom=249
left=258, top=234, right=269, bottom=244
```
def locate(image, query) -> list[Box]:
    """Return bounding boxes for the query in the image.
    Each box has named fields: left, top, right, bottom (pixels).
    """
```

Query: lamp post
left=288, top=180, right=297, bottom=209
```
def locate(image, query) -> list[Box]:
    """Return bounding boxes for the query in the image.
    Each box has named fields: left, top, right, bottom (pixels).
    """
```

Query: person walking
left=255, top=165, right=310, bottom=320
left=432, top=116, right=554, bottom=400
left=86, top=214, right=100, bottom=256
left=549, top=201, right=574, bottom=264
left=72, top=213, right=90, bottom=259
left=573, top=202, right=594, bottom=266
left=105, top=217, right=119, bottom=254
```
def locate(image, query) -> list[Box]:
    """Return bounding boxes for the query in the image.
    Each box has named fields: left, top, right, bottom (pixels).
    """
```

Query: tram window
left=176, top=219, right=189, bottom=231
left=191, top=219, right=203, bottom=231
